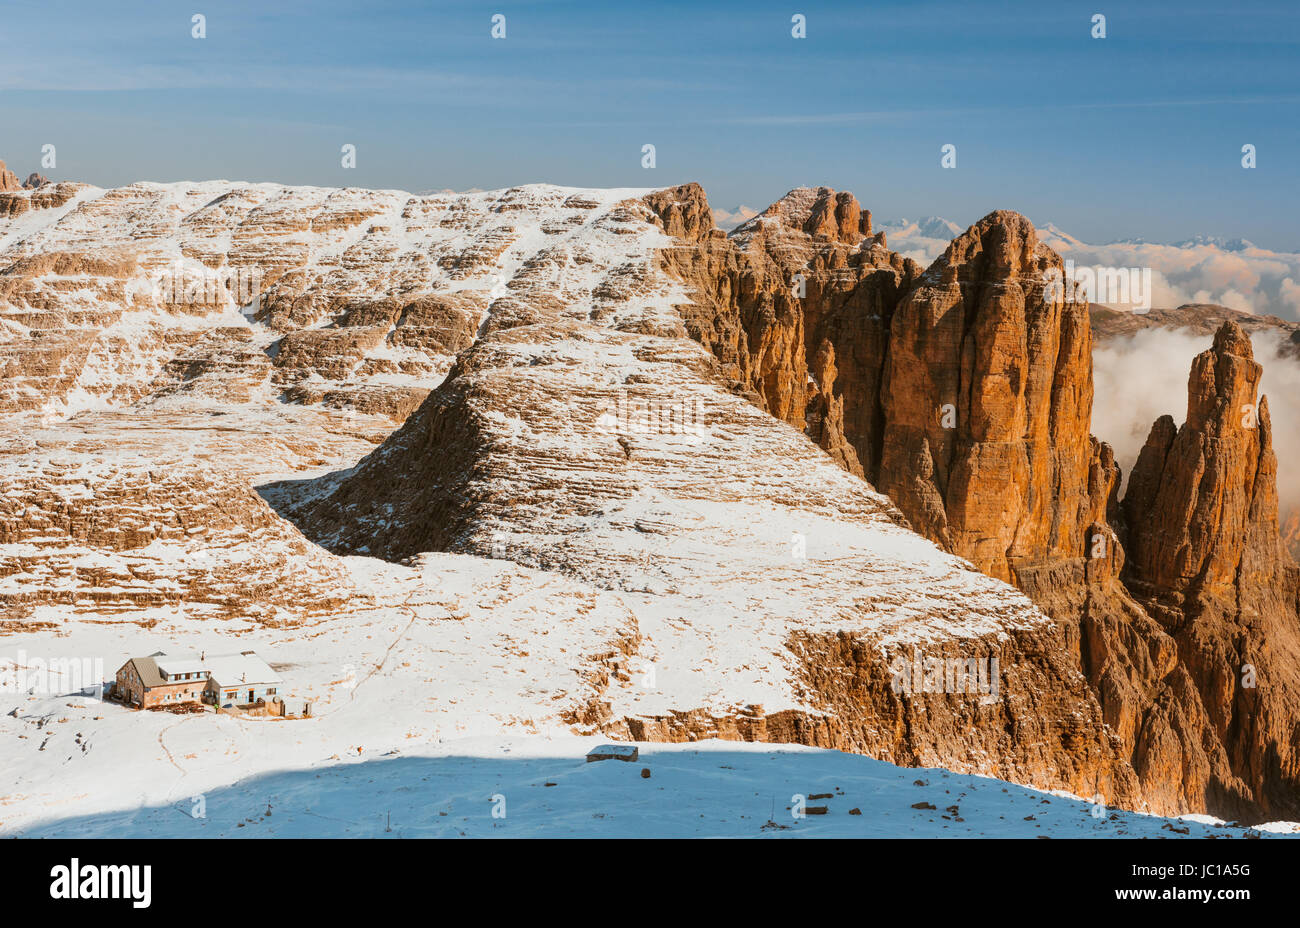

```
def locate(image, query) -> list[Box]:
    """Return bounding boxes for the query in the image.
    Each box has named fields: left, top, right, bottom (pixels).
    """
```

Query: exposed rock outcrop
left=1120, top=322, right=1300, bottom=820
left=286, top=187, right=1139, bottom=807
left=0, top=162, right=48, bottom=191
left=1091, top=302, right=1300, bottom=562
left=5, top=164, right=1297, bottom=822
left=0, top=179, right=531, bottom=418
left=0, top=160, right=20, bottom=191
left=646, top=187, right=1300, bottom=821
left=645, top=184, right=918, bottom=480
left=877, top=211, right=1103, bottom=583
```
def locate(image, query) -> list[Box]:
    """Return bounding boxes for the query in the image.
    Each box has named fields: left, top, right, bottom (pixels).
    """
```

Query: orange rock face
left=646, top=184, right=918, bottom=480
left=6, top=162, right=1299, bottom=823
left=648, top=187, right=1300, bottom=822
left=877, top=211, right=1102, bottom=583
left=288, top=186, right=1139, bottom=808
left=0, top=160, right=21, bottom=192
left=1120, top=322, right=1300, bottom=820
left=1125, top=323, right=1279, bottom=593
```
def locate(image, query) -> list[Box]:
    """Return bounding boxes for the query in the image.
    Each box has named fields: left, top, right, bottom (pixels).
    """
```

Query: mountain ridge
left=2, top=169, right=1297, bottom=821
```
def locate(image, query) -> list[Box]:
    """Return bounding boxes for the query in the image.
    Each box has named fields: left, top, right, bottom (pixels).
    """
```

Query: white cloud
left=1092, top=327, right=1299, bottom=523
left=885, top=220, right=1300, bottom=321
left=1280, top=277, right=1300, bottom=316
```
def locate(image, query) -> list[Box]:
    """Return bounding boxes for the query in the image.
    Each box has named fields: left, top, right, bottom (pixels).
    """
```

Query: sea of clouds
left=885, top=221, right=1300, bottom=321
left=1092, top=328, right=1299, bottom=513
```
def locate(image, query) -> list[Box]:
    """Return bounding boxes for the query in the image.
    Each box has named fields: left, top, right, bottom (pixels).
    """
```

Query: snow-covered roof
left=204, top=652, right=281, bottom=688
left=153, top=654, right=205, bottom=677
left=142, top=650, right=280, bottom=687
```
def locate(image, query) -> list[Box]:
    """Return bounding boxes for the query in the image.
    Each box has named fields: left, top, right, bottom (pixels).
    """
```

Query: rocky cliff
left=4, top=164, right=1297, bottom=820
left=1091, top=302, right=1300, bottom=562
left=1120, top=322, right=1300, bottom=819
left=646, top=184, right=918, bottom=481
left=877, top=211, right=1105, bottom=584
left=286, top=185, right=1138, bottom=805
left=645, top=185, right=1300, bottom=822
left=0, top=160, right=48, bottom=192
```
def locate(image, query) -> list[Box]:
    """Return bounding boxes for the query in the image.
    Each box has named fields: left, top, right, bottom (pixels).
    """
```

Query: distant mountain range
left=884, top=215, right=1260, bottom=253
left=878, top=216, right=964, bottom=240
left=710, top=204, right=759, bottom=229
left=881, top=215, right=1300, bottom=320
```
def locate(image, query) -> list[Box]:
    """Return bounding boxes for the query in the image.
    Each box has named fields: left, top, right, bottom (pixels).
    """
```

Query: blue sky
left=3, top=0, right=1299, bottom=248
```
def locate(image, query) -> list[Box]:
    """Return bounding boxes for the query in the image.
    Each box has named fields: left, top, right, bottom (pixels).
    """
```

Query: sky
left=3, top=0, right=1299, bottom=249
